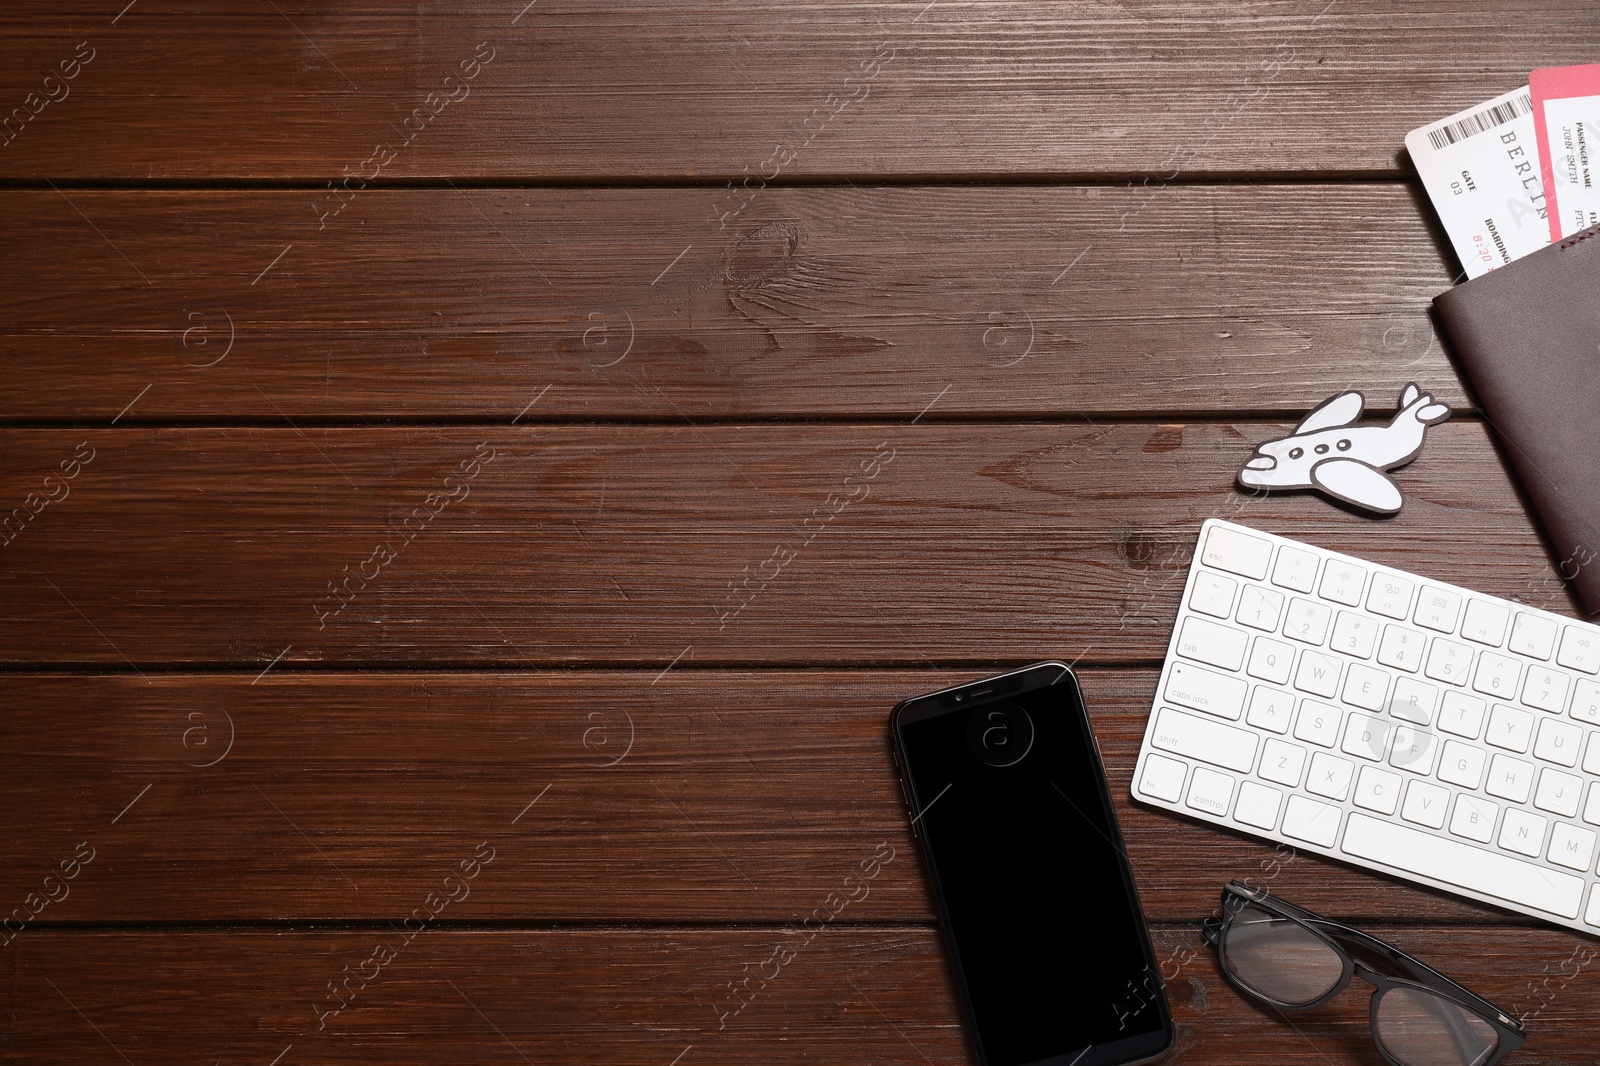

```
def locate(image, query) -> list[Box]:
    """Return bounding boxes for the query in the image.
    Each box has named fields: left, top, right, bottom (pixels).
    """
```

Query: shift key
left=1151, top=706, right=1259, bottom=773
left=1165, top=661, right=1248, bottom=719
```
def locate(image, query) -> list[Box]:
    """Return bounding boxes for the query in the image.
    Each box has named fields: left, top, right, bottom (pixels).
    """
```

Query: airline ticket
left=1406, top=86, right=1549, bottom=278
left=1531, top=63, right=1600, bottom=240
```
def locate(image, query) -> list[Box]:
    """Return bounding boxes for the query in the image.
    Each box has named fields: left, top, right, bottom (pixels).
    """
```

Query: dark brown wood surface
left=5, top=1, right=1600, bottom=1063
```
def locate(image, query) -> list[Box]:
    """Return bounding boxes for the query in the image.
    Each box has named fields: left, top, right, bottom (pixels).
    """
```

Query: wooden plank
left=0, top=2, right=1593, bottom=180
left=2, top=926, right=1590, bottom=1063
left=0, top=669, right=1572, bottom=926
left=0, top=185, right=1465, bottom=422
left=0, top=422, right=1576, bottom=666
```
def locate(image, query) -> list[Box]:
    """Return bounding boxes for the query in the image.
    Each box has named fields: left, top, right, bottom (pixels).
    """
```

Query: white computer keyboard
left=1132, top=519, right=1600, bottom=935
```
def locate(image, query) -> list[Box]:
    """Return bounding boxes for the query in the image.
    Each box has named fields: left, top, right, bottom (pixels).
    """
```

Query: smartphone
left=890, top=662, right=1172, bottom=1066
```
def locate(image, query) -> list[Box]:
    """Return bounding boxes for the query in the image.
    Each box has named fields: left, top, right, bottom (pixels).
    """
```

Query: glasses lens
left=1221, top=902, right=1344, bottom=1006
left=1375, top=986, right=1499, bottom=1066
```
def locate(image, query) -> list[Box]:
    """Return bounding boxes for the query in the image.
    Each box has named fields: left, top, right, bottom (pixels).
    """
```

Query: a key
left=1282, top=795, right=1342, bottom=848
left=1292, top=700, right=1342, bottom=748
left=1236, top=584, right=1285, bottom=633
left=1413, top=586, right=1463, bottom=633
left=1233, top=781, right=1283, bottom=831
left=1486, top=704, right=1534, bottom=753
left=1499, top=808, right=1548, bottom=858
left=1366, top=573, right=1415, bottom=620
left=1534, top=768, right=1583, bottom=819
left=1437, top=690, right=1486, bottom=738
left=1188, top=570, right=1238, bottom=618
left=1486, top=753, right=1535, bottom=803
left=1201, top=524, right=1271, bottom=580
left=1449, top=794, right=1497, bottom=843
left=1284, top=597, right=1332, bottom=645
left=1136, top=753, right=1188, bottom=803
left=1150, top=706, right=1258, bottom=773
left=1319, top=562, right=1367, bottom=607
left=1557, top=626, right=1600, bottom=675
left=1271, top=545, right=1319, bottom=593
left=1329, top=611, right=1378, bottom=659
left=1472, top=651, right=1521, bottom=700
left=1521, top=665, right=1571, bottom=715
left=1377, top=624, right=1426, bottom=672
left=1353, top=765, right=1402, bottom=815
left=1259, top=737, right=1307, bottom=788
left=1388, top=725, right=1438, bottom=775
left=1245, top=686, right=1295, bottom=734
left=1438, top=740, right=1487, bottom=790
left=1391, top=677, right=1439, bottom=725
left=1424, top=637, right=1473, bottom=685
left=1572, top=678, right=1600, bottom=726
left=1246, top=636, right=1294, bottom=685
left=1185, top=766, right=1235, bottom=817
left=1401, top=780, right=1449, bottom=829
left=1462, top=599, right=1511, bottom=646
left=1548, top=821, right=1597, bottom=872
left=1164, top=661, right=1248, bottom=719
left=1294, top=649, right=1342, bottom=699
left=1509, top=612, right=1558, bottom=660
left=1176, top=615, right=1248, bottom=672
left=1340, top=711, right=1394, bottom=762
left=1534, top=717, right=1582, bottom=768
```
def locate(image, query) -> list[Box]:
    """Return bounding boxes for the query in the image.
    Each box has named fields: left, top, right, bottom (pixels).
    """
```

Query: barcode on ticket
left=1427, top=91, right=1533, bottom=151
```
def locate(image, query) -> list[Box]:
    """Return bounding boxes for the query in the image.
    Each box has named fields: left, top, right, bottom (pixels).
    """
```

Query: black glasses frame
left=1201, top=882, right=1525, bottom=1066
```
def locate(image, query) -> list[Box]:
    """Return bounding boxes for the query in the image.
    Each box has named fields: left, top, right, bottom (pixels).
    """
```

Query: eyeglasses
left=1202, top=882, right=1525, bottom=1066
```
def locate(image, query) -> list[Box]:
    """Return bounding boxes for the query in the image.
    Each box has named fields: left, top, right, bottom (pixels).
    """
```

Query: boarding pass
left=1406, top=86, right=1549, bottom=278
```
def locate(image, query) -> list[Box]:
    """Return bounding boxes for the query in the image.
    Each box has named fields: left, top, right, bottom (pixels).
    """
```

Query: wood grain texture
left=0, top=669, right=1560, bottom=926
left=2, top=926, right=1593, bottom=1064
left=1, top=1, right=1597, bottom=181
left=0, top=422, right=1579, bottom=667
left=0, top=185, right=1465, bottom=422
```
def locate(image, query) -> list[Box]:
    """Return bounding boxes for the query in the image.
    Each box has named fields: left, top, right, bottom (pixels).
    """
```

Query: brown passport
left=1433, top=223, right=1600, bottom=614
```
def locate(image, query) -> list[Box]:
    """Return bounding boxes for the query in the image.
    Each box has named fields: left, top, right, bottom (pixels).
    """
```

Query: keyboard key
left=1449, top=794, right=1497, bottom=844
left=1246, top=636, right=1294, bottom=686
left=1558, top=626, right=1600, bottom=675
left=1329, top=611, right=1378, bottom=659
left=1499, top=808, right=1548, bottom=858
left=1438, top=740, right=1488, bottom=790
left=1572, top=678, right=1600, bottom=726
left=1437, top=690, right=1486, bottom=738
left=1535, top=768, right=1583, bottom=819
left=1164, top=661, right=1248, bottom=720
left=1186, top=766, right=1235, bottom=817
left=1522, top=666, right=1572, bottom=714
left=1236, top=584, right=1285, bottom=633
left=1389, top=725, right=1438, bottom=775
left=1283, top=795, right=1342, bottom=847
left=1424, top=637, right=1473, bottom=686
left=1589, top=886, right=1600, bottom=928
left=1366, top=573, right=1415, bottom=620
left=1341, top=663, right=1391, bottom=712
left=1472, top=652, right=1521, bottom=701
left=1401, top=780, right=1449, bottom=829
left=1176, top=615, right=1248, bottom=672
left=1150, top=707, right=1258, bottom=774
left=1413, top=586, right=1463, bottom=633
left=1319, top=561, right=1367, bottom=607
left=1259, top=737, right=1308, bottom=788
left=1341, top=711, right=1394, bottom=762
left=1585, top=783, right=1600, bottom=826
left=1188, top=570, right=1238, bottom=618
left=1486, top=704, right=1534, bottom=753
left=1136, top=753, right=1187, bottom=803
left=1343, top=812, right=1584, bottom=919
left=1201, top=524, right=1271, bottom=580
left=1354, top=765, right=1401, bottom=815
left=1509, top=612, right=1558, bottom=660
left=1246, top=686, right=1294, bottom=734
left=1548, top=822, right=1597, bottom=872
left=1294, top=649, right=1342, bottom=698
left=1534, top=717, right=1582, bottom=768
left=1391, top=677, right=1438, bottom=725
left=1233, top=781, right=1283, bottom=831
left=1377, top=625, right=1426, bottom=673
left=1271, top=545, right=1319, bottom=593
left=1462, top=599, right=1511, bottom=646
left=1293, top=700, right=1342, bottom=748
left=1486, top=754, right=1535, bottom=803
left=1586, top=733, right=1600, bottom=776
left=1284, top=598, right=1332, bottom=645
left=1307, top=751, right=1355, bottom=801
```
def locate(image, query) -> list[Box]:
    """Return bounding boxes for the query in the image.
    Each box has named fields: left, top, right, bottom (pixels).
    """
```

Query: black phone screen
left=895, top=669, right=1169, bottom=1066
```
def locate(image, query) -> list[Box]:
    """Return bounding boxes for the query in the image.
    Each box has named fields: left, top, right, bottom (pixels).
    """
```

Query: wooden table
left=3, top=2, right=1597, bottom=1062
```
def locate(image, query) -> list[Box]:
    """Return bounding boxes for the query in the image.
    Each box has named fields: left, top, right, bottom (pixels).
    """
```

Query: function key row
left=1195, top=525, right=1600, bottom=673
